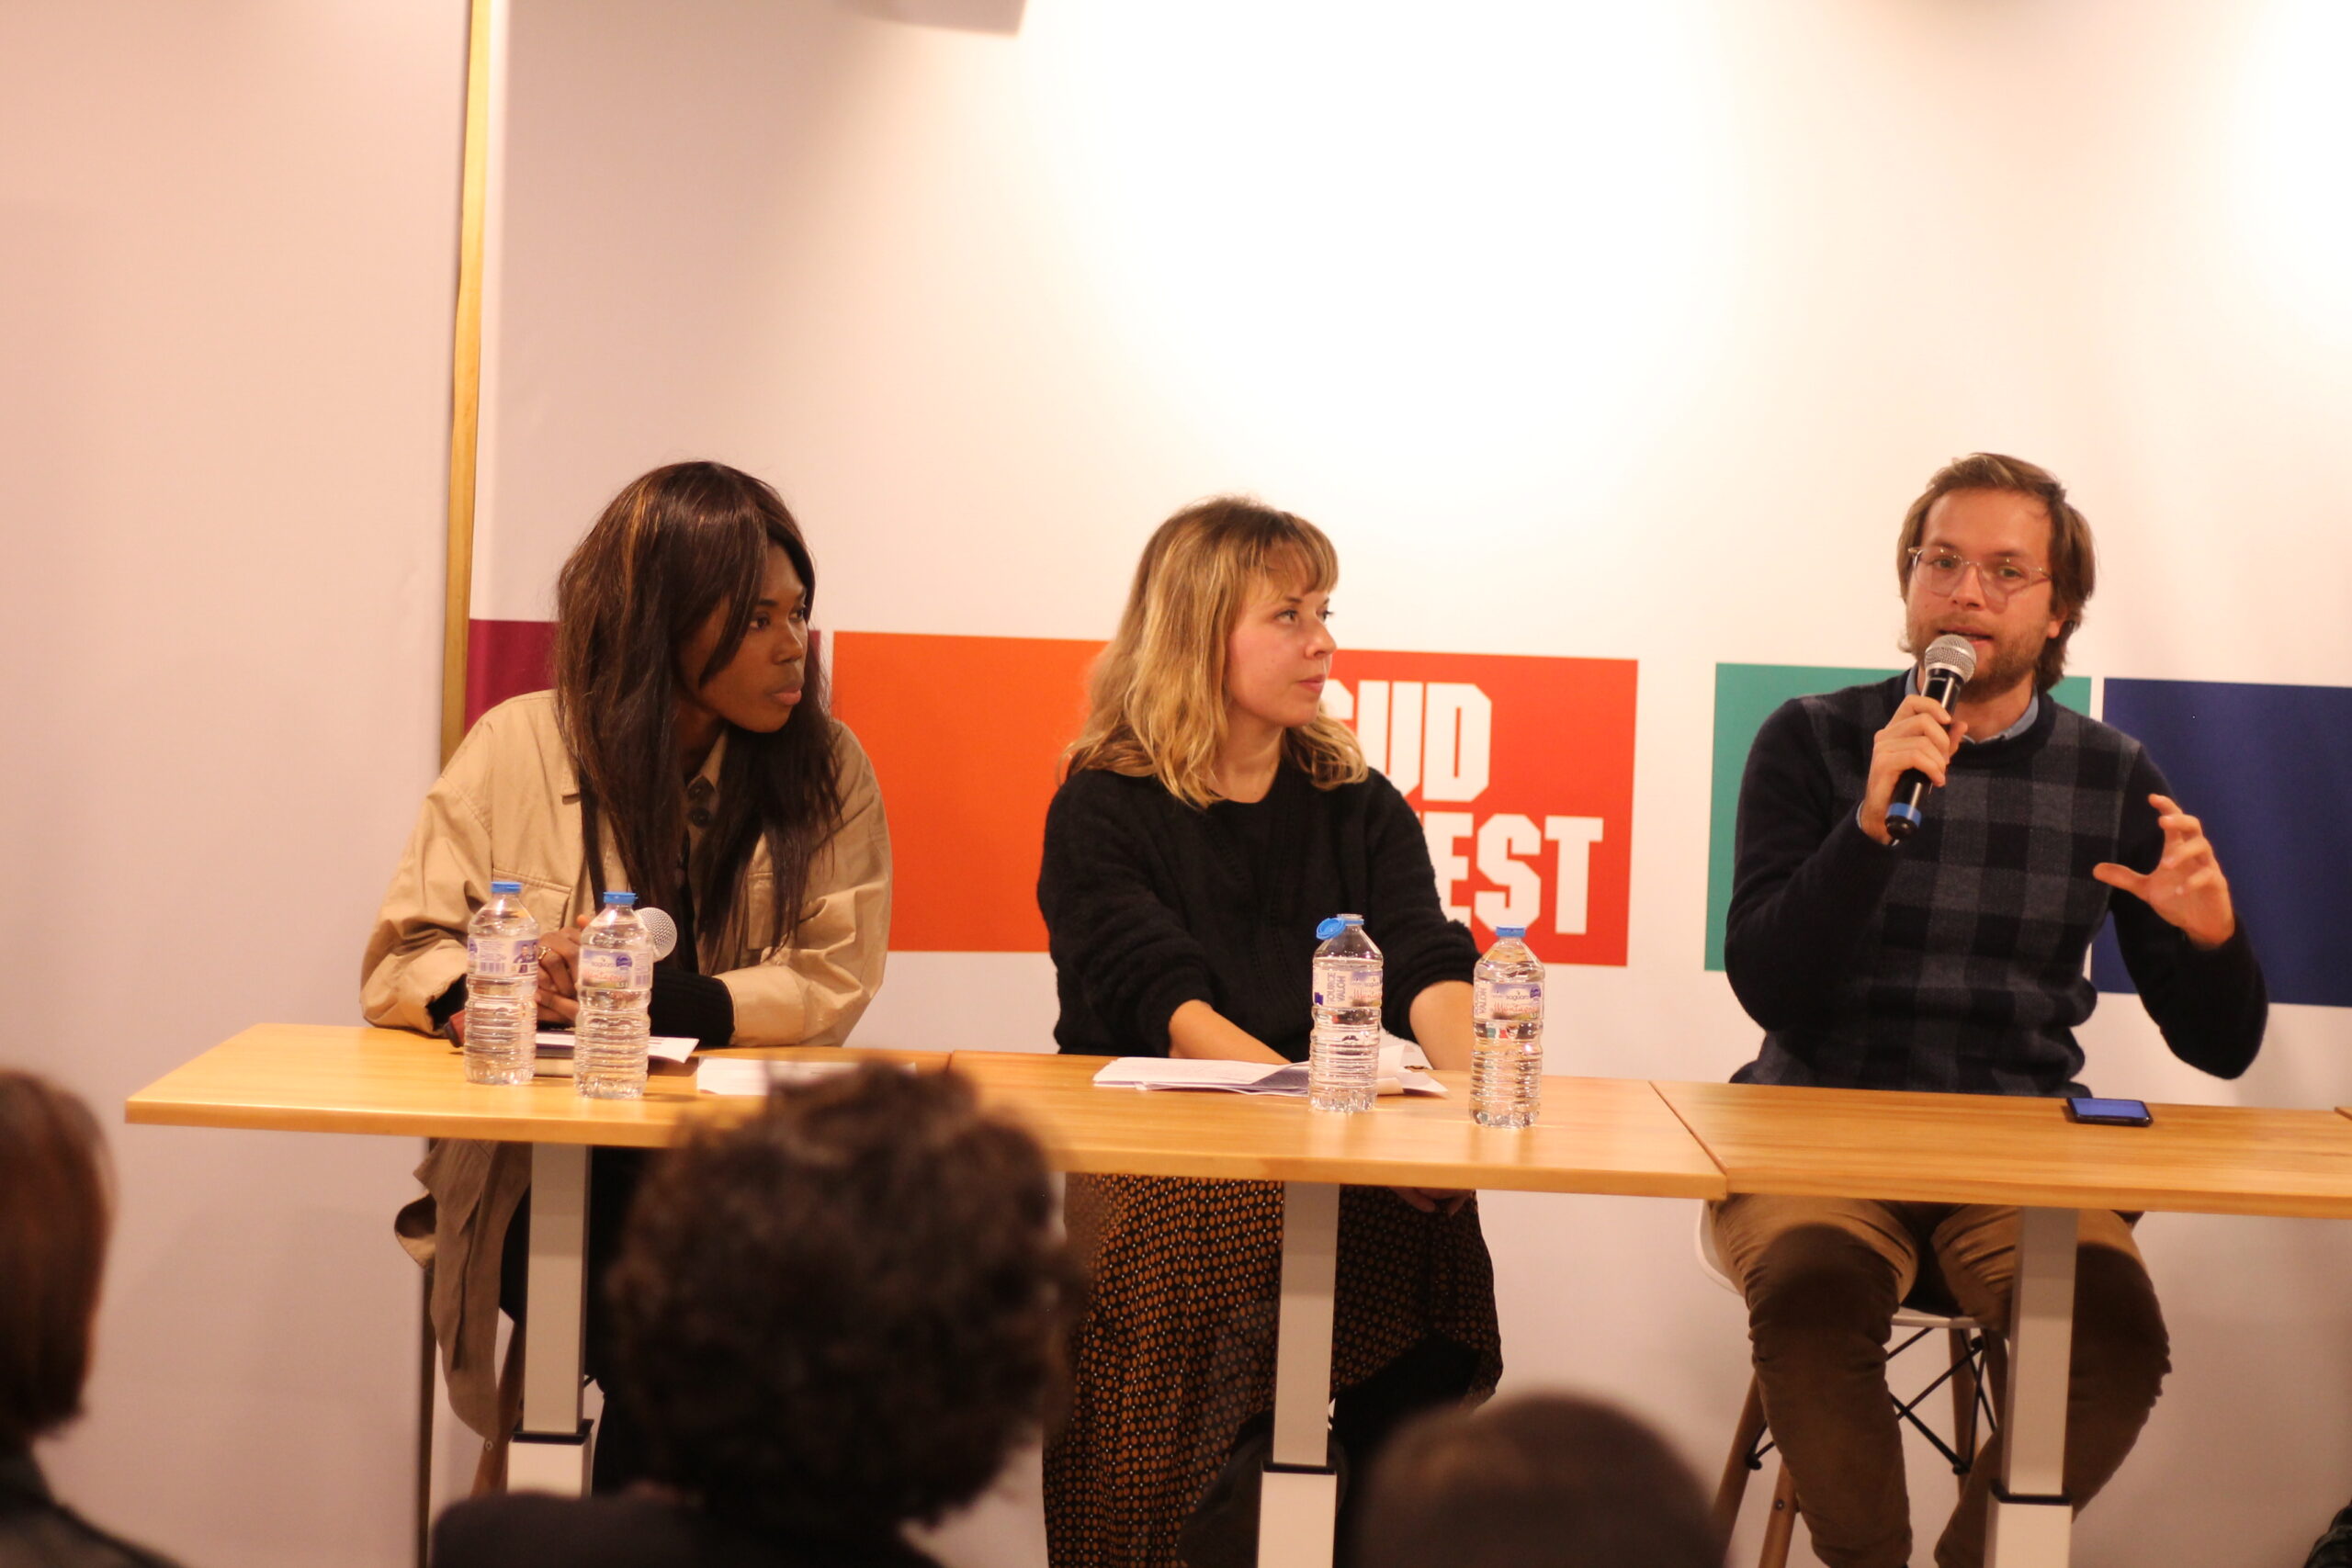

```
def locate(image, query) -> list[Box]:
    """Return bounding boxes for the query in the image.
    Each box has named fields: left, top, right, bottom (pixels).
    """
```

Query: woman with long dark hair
left=364, top=461, right=890, bottom=1485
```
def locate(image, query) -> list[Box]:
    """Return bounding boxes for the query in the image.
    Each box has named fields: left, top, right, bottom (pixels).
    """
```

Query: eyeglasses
left=1906, top=547, right=2053, bottom=608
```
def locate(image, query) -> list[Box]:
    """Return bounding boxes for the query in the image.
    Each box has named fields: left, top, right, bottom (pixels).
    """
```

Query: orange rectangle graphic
left=833, top=633, right=1634, bottom=964
left=830, top=631, right=1102, bottom=953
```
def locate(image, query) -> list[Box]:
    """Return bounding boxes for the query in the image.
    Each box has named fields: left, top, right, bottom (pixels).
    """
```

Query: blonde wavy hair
left=1065, top=497, right=1368, bottom=808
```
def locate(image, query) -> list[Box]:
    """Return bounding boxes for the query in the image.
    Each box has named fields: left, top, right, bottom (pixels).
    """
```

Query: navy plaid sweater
left=1725, top=676, right=2267, bottom=1096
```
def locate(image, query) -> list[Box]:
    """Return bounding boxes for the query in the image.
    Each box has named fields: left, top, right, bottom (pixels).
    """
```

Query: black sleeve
left=1361, top=774, right=1479, bottom=1039
left=432, top=969, right=733, bottom=1050
left=649, top=969, right=736, bottom=1052
left=1723, top=699, right=1904, bottom=1032
left=428, top=978, right=468, bottom=1033
left=1036, top=773, right=1217, bottom=1056
left=2107, top=750, right=2267, bottom=1078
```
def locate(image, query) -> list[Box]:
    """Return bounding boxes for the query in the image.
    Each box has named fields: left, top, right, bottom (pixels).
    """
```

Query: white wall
left=0, top=4, right=467, bottom=1564
left=481, top=4, right=2352, bottom=1564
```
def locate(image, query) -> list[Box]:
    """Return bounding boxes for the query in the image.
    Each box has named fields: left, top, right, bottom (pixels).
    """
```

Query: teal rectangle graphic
left=1703, top=666, right=2091, bottom=971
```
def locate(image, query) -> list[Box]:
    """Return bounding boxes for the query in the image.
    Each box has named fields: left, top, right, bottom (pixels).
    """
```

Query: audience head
left=0, top=1071, right=112, bottom=1454
left=607, top=1064, right=1080, bottom=1545
left=1355, top=1393, right=1723, bottom=1568
left=553, top=458, right=841, bottom=946
left=1894, top=451, right=2096, bottom=695
left=1069, top=494, right=1366, bottom=806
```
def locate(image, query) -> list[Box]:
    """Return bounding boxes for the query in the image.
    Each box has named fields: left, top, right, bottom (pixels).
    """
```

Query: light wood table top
left=124, top=1024, right=943, bottom=1149
left=1658, top=1080, right=2352, bottom=1219
left=945, top=1052, right=1725, bottom=1198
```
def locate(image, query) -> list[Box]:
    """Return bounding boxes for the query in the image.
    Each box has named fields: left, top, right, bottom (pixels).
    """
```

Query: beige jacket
left=363, top=691, right=890, bottom=1441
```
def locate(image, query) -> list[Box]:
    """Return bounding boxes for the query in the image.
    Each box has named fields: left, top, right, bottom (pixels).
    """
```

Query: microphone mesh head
left=638, top=907, right=679, bottom=962
left=1923, top=633, right=1979, bottom=682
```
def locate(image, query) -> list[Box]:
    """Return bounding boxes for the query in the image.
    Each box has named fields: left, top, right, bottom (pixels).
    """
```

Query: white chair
left=1697, top=1208, right=1998, bottom=1568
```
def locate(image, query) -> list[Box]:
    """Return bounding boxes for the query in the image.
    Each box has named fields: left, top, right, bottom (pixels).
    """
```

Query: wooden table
left=127, top=1032, right=1724, bottom=1562
left=1657, top=1081, right=2352, bottom=1568
left=946, top=1049, right=1723, bottom=1194
left=952, top=1052, right=1724, bottom=1564
left=135, top=1032, right=2352, bottom=1568
left=126, top=1025, right=940, bottom=1494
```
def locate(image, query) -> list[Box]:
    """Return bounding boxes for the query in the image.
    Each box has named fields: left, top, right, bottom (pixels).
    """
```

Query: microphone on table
left=1884, top=633, right=1979, bottom=843
left=638, top=907, right=680, bottom=961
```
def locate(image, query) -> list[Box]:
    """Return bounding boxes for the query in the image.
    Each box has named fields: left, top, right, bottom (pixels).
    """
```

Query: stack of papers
left=1093, top=1040, right=1446, bottom=1098
left=531, top=1029, right=697, bottom=1079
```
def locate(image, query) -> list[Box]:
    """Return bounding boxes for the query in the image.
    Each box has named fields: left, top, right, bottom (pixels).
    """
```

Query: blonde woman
left=1037, top=498, right=1500, bottom=1567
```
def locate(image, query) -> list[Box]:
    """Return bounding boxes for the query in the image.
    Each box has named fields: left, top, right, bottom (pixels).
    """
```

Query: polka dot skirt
left=1043, top=1176, right=1501, bottom=1566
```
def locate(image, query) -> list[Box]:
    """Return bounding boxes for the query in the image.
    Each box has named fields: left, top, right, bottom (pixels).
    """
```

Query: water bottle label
left=1314, top=964, right=1383, bottom=1009
left=578, top=949, right=641, bottom=990
left=1476, top=979, right=1543, bottom=1020
left=468, top=935, right=539, bottom=982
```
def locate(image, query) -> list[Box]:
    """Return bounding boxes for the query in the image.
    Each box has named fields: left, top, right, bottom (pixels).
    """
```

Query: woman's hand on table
left=1166, top=1000, right=1286, bottom=1064
left=536, top=913, right=592, bottom=1022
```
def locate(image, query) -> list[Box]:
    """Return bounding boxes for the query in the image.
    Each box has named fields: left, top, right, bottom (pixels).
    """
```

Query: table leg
left=1985, top=1205, right=2078, bottom=1568
left=507, top=1143, right=592, bottom=1495
left=1260, top=1181, right=1340, bottom=1568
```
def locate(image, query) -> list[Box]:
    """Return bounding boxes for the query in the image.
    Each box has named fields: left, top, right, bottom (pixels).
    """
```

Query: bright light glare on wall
left=2233, top=0, right=2352, bottom=341
left=1022, top=1, right=1735, bottom=488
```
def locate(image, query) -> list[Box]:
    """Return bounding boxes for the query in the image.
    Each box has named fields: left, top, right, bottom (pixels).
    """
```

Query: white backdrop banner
left=472, top=4, right=2352, bottom=1563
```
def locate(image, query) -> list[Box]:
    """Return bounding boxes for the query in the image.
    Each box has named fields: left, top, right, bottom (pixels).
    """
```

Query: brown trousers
left=1711, top=1194, right=2171, bottom=1568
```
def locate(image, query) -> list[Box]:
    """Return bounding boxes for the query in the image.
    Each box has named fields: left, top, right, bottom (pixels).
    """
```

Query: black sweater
left=1037, top=763, right=1479, bottom=1057
left=1725, top=676, right=2266, bottom=1095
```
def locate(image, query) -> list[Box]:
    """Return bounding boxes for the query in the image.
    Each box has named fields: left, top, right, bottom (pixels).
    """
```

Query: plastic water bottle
left=1309, top=915, right=1383, bottom=1114
left=463, top=881, right=539, bottom=1087
left=1471, top=926, right=1544, bottom=1129
left=575, top=890, right=654, bottom=1100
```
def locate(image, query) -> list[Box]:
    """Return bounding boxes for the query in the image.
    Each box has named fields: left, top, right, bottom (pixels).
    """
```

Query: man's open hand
left=2093, top=794, right=2236, bottom=949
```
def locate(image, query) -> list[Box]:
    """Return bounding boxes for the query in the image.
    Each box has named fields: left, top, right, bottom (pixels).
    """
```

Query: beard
left=1960, top=639, right=2041, bottom=700
left=1905, top=620, right=2044, bottom=702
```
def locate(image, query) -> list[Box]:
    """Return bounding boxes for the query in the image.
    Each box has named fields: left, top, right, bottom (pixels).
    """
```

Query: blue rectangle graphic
left=2091, top=678, right=2352, bottom=1010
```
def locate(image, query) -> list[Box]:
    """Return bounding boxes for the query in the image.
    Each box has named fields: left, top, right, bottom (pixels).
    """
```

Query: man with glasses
left=1713, top=452, right=2267, bottom=1568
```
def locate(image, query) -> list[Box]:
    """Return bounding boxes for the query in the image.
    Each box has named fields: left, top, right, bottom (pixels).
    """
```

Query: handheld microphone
left=638, top=907, right=680, bottom=961
left=1884, top=633, right=1978, bottom=842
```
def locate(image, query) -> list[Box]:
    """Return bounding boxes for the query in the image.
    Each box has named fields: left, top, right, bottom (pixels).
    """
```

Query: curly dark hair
left=606, top=1065, right=1081, bottom=1542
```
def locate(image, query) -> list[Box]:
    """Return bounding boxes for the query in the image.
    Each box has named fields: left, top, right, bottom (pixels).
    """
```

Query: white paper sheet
left=1091, top=1039, right=1445, bottom=1097
left=535, top=1028, right=696, bottom=1065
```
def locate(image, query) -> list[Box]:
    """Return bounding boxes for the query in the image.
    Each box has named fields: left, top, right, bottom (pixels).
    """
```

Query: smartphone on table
left=2064, top=1096, right=2153, bottom=1127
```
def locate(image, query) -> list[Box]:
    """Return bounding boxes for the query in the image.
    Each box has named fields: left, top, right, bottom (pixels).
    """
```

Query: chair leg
left=415, top=1270, right=435, bottom=1568
left=1948, top=1327, right=1981, bottom=1492
left=1715, top=1375, right=1769, bottom=1541
left=1979, top=1329, right=2008, bottom=1435
left=1759, top=1461, right=1801, bottom=1568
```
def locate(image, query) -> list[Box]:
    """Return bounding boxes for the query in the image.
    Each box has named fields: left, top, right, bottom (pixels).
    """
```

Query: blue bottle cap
left=1316, top=917, right=1346, bottom=941
left=1496, top=926, right=1526, bottom=940
left=490, top=880, right=522, bottom=896
left=602, top=890, right=638, bottom=907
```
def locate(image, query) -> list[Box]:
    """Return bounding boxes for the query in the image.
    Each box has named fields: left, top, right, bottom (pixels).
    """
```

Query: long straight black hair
left=552, top=461, right=843, bottom=956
